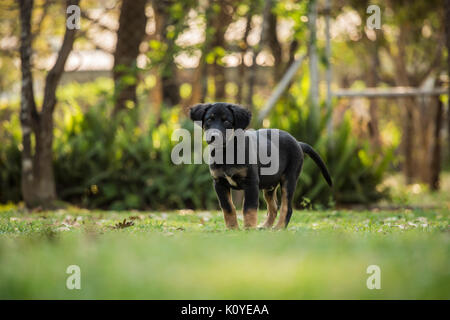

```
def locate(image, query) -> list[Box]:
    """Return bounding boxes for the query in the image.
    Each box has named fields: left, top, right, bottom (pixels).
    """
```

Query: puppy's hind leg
left=274, top=178, right=297, bottom=229
left=259, top=188, right=278, bottom=228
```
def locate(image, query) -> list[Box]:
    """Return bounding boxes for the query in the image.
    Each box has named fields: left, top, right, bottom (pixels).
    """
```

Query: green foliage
left=273, top=0, right=308, bottom=42
left=0, top=77, right=394, bottom=210
left=53, top=105, right=217, bottom=210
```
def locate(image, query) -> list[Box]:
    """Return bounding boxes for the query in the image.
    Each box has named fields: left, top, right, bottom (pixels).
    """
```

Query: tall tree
left=446, top=0, right=450, bottom=161
left=267, top=1, right=282, bottom=81
left=113, top=0, right=148, bottom=114
left=210, top=0, right=236, bottom=101
left=364, top=35, right=382, bottom=149
left=19, top=0, right=79, bottom=208
left=236, top=1, right=255, bottom=104
left=189, top=1, right=214, bottom=107
left=152, top=0, right=182, bottom=107
left=246, top=0, right=272, bottom=110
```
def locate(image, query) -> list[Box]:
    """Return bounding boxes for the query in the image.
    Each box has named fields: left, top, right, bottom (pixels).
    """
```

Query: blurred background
left=0, top=0, right=448, bottom=211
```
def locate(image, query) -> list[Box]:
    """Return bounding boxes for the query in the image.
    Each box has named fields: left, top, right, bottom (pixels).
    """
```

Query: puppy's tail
left=299, top=142, right=333, bottom=187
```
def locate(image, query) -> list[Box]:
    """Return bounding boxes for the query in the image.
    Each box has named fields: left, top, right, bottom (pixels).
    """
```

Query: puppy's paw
left=273, top=224, right=285, bottom=230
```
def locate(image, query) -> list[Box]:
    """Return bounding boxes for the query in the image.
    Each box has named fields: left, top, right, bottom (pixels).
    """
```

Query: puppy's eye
left=224, top=120, right=231, bottom=126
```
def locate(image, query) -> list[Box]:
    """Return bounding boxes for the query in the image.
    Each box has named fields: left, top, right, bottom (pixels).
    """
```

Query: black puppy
left=190, top=102, right=332, bottom=229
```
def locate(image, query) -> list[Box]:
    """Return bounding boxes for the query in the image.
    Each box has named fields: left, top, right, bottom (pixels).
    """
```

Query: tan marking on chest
left=226, top=167, right=248, bottom=177
left=225, top=174, right=238, bottom=186
left=225, top=167, right=248, bottom=186
left=210, top=168, right=223, bottom=179
left=210, top=167, right=248, bottom=186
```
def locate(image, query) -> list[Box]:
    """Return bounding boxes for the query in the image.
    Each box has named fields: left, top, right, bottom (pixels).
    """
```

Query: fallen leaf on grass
left=112, top=219, right=134, bottom=229
left=129, top=215, right=145, bottom=220
left=31, top=206, right=43, bottom=213
left=62, top=216, right=82, bottom=227
left=178, top=209, right=194, bottom=216
left=197, top=211, right=212, bottom=221
left=167, top=226, right=185, bottom=231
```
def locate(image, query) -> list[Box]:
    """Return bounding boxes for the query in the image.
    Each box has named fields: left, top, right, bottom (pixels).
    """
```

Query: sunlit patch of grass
left=0, top=207, right=448, bottom=236
left=0, top=206, right=449, bottom=299
left=1, top=174, right=449, bottom=298
left=382, top=172, right=450, bottom=209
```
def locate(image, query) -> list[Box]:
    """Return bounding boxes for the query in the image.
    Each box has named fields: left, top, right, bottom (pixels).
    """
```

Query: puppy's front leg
left=214, top=180, right=239, bottom=229
left=243, top=183, right=259, bottom=229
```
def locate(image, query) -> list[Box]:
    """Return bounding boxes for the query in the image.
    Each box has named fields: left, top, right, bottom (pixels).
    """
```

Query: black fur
left=189, top=103, right=212, bottom=123
left=189, top=102, right=332, bottom=228
left=227, top=104, right=251, bottom=130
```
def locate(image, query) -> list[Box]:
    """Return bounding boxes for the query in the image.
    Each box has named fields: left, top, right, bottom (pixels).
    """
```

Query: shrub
left=53, top=103, right=217, bottom=210
left=0, top=78, right=393, bottom=210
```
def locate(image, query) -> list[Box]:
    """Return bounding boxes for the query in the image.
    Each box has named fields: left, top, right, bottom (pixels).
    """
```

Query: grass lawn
left=0, top=201, right=449, bottom=299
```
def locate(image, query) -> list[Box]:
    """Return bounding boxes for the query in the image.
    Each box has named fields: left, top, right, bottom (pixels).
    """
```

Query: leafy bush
left=0, top=78, right=394, bottom=210
left=53, top=103, right=217, bottom=210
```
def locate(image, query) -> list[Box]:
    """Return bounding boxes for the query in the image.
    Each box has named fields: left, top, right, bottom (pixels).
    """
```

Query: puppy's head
left=190, top=102, right=251, bottom=145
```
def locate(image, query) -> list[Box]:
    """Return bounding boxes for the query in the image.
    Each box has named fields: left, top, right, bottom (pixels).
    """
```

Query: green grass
left=0, top=205, right=449, bottom=299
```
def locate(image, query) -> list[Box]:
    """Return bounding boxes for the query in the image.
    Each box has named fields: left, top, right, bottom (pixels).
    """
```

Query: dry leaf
left=113, top=219, right=134, bottom=229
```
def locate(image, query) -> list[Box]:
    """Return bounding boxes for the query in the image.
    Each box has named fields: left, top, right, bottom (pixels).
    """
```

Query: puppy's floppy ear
left=189, top=103, right=211, bottom=122
left=228, top=104, right=252, bottom=130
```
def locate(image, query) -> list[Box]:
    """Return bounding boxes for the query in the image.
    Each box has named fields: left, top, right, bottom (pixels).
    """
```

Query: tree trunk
left=19, top=0, right=78, bottom=208
left=308, top=0, right=319, bottom=121
left=113, top=0, right=148, bottom=114
left=19, top=0, right=39, bottom=206
left=236, top=6, right=253, bottom=105
left=267, top=3, right=282, bottom=82
left=33, top=112, right=56, bottom=203
left=211, top=0, right=235, bottom=101
left=401, top=98, right=416, bottom=184
left=188, top=1, right=214, bottom=108
left=429, top=96, right=443, bottom=190
left=188, top=61, right=205, bottom=107
left=366, top=40, right=381, bottom=149
left=446, top=0, right=450, bottom=161
left=392, top=26, right=418, bottom=184
left=246, top=0, right=272, bottom=110
left=417, top=94, right=434, bottom=183
left=153, top=0, right=181, bottom=106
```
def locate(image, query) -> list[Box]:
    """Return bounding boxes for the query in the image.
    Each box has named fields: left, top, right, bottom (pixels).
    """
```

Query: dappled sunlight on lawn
left=0, top=205, right=449, bottom=299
